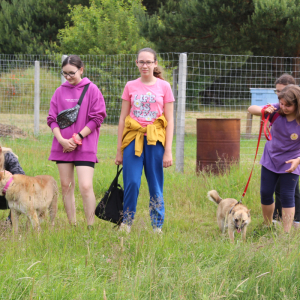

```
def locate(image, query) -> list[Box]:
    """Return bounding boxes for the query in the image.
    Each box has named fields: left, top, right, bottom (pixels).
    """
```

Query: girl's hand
left=285, top=158, right=300, bottom=173
left=115, top=150, right=123, bottom=165
left=264, top=105, right=277, bottom=114
left=59, top=138, right=77, bottom=153
left=163, top=150, right=173, bottom=168
left=0, top=170, right=12, bottom=177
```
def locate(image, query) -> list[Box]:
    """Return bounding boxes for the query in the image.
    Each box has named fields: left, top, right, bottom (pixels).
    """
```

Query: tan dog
left=0, top=172, right=58, bottom=232
left=207, top=190, right=251, bottom=243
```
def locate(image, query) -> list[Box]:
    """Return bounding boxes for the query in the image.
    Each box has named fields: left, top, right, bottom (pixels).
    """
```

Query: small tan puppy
left=0, top=172, right=58, bottom=232
left=207, top=190, right=251, bottom=243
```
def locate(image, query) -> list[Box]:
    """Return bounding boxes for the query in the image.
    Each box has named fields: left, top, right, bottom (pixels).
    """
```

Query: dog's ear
left=247, top=209, right=251, bottom=217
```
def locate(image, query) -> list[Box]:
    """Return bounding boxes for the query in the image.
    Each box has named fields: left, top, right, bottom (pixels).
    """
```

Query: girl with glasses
left=115, top=48, right=175, bottom=233
left=47, top=55, right=106, bottom=229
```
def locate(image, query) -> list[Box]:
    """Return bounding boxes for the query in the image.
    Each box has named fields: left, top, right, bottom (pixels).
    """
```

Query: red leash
left=239, top=106, right=272, bottom=202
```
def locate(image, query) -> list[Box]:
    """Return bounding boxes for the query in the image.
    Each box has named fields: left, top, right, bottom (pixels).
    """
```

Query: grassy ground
left=0, top=136, right=299, bottom=299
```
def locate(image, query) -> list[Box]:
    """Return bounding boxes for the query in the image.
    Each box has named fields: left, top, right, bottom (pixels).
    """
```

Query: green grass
left=0, top=135, right=299, bottom=299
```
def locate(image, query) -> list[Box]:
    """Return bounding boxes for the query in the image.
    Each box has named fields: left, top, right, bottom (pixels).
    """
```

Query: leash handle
left=261, top=106, right=272, bottom=141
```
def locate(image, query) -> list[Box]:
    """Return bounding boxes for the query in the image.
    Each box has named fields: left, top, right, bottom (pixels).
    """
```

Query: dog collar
left=229, top=201, right=241, bottom=214
left=3, top=176, right=13, bottom=195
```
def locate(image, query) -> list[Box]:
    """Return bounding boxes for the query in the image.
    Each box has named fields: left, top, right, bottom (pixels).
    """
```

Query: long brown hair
left=137, top=48, right=165, bottom=80
left=278, top=85, right=300, bottom=124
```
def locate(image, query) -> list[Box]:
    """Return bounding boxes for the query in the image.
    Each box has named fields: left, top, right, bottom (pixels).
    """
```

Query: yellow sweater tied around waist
left=121, top=114, right=168, bottom=157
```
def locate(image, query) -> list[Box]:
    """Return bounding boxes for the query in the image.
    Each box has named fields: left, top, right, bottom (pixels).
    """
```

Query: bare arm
left=248, top=105, right=263, bottom=116
left=115, top=100, right=131, bottom=165
left=248, top=104, right=277, bottom=116
left=74, top=126, right=92, bottom=142
left=163, top=102, right=174, bottom=168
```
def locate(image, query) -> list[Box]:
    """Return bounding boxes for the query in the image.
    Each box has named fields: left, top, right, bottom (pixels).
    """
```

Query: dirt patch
left=0, top=123, right=27, bottom=139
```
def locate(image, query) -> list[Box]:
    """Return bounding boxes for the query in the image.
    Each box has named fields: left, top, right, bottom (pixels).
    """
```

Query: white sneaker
left=272, top=219, right=281, bottom=225
left=119, top=223, right=131, bottom=233
left=153, top=228, right=163, bottom=234
left=293, top=221, right=300, bottom=229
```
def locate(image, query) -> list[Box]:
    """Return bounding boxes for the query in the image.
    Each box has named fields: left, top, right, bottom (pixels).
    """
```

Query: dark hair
left=137, top=48, right=165, bottom=80
left=61, top=55, right=84, bottom=69
left=275, top=73, right=295, bottom=86
left=278, top=85, right=300, bottom=124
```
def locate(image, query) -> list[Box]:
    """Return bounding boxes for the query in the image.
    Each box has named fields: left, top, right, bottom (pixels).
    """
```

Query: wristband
left=72, top=133, right=82, bottom=145
left=78, top=132, right=84, bottom=139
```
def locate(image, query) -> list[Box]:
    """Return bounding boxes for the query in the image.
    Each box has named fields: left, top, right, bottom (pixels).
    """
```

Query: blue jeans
left=261, top=166, right=299, bottom=208
left=123, top=137, right=165, bottom=228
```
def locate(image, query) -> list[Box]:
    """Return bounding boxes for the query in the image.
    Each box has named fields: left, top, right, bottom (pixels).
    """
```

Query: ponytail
left=153, top=66, right=165, bottom=80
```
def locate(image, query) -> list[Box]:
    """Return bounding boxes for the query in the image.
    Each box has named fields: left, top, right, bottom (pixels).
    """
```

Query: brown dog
left=0, top=172, right=58, bottom=232
left=207, top=190, right=251, bottom=243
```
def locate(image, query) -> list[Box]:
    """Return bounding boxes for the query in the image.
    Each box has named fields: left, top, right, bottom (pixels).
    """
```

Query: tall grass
left=0, top=136, right=299, bottom=299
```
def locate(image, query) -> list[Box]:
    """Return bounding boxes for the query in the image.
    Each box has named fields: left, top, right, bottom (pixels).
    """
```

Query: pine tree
left=137, top=0, right=300, bottom=57
left=0, top=0, right=89, bottom=54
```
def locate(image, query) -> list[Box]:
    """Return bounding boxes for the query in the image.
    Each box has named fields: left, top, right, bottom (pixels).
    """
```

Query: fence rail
left=0, top=52, right=297, bottom=169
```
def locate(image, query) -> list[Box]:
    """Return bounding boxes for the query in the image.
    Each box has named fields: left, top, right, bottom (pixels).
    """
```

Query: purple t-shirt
left=260, top=103, right=300, bottom=174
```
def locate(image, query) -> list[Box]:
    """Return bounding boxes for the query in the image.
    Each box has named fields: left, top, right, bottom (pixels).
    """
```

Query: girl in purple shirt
left=47, top=55, right=106, bottom=229
left=248, top=85, right=300, bottom=232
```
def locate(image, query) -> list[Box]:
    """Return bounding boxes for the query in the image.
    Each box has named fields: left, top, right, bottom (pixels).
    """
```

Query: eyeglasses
left=137, top=61, right=155, bottom=66
left=61, top=69, right=79, bottom=78
left=274, top=89, right=282, bottom=94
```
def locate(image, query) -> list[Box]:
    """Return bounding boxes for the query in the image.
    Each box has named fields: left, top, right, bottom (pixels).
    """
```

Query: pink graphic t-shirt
left=122, top=78, right=175, bottom=127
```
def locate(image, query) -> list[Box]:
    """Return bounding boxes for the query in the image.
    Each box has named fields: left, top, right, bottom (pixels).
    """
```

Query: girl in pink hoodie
left=47, top=55, right=106, bottom=228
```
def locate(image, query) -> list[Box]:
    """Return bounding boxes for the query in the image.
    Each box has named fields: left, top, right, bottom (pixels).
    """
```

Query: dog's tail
left=207, top=190, right=223, bottom=205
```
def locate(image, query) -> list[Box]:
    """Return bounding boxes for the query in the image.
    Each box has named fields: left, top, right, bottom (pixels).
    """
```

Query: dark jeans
left=0, top=196, right=9, bottom=210
left=274, top=180, right=300, bottom=222
left=260, top=166, right=298, bottom=208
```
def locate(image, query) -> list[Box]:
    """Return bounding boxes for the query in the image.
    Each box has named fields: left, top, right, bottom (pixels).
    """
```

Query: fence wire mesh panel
left=0, top=53, right=180, bottom=159
left=0, top=52, right=298, bottom=165
left=185, top=53, right=300, bottom=162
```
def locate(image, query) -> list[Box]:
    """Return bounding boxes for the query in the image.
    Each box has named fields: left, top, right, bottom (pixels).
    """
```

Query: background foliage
left=0, top=0, right=89, bottom=54
left=137, top=0, right=300, bottom=57
left=2, top=0, right=300, bottom=58
left=57, top=0, right=150, bottom=55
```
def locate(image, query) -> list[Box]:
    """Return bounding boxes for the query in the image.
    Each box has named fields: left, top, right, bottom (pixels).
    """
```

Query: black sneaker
left=5, top=211, right=12, bottom=225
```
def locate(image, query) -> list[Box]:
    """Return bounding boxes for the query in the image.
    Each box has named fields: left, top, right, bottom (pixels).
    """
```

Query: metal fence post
left=172, top=68, right=178, bottom=136
left=61, top=55, right=68, bottom=84
left=34, top=61, right=40, bottom=137
left=175, top=53, right=187, bottom=173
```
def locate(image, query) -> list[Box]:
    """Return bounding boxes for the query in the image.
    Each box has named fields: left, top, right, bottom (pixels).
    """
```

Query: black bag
left=56, top=83, right=90, bottom=129
left=95, top=166, right=123, bottom=225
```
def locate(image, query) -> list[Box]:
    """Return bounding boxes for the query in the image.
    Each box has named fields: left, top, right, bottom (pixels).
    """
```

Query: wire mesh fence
left=0, top=53, right=298, bottom=166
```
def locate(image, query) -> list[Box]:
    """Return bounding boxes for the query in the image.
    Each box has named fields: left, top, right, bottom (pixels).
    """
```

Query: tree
left=0, top=0, right=89, bottom=54
left=136, top=0, right=300, bottom=57
left=57, top=0, right=149, bottom=55
left=141, top=0, right=168, bottom=15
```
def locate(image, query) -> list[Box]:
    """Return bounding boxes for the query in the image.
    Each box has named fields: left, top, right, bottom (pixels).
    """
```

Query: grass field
left=0, top=136, right=299, bottom=299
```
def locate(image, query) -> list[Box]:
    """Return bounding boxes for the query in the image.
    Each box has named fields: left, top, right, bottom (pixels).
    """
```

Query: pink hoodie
left=47, top=77, right=106, bottom=162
